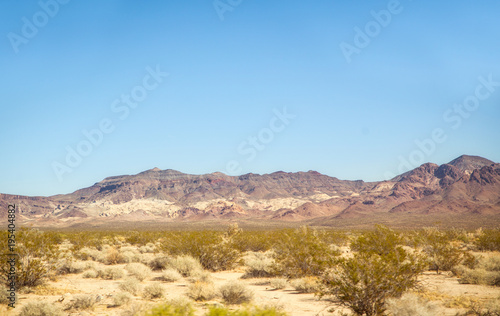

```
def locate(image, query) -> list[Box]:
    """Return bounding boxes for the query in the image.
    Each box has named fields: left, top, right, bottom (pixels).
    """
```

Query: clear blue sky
left=1, top=0, right=499, bottom=197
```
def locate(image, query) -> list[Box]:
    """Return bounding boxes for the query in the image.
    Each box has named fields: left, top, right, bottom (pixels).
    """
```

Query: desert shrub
left=66, top=294, right=96, bottom=310
left=125, top=262, right=152, bottom=281
left=144, top=298, right=195, bottom=316
left=350, top=225, right=405, bottom=256
left=243, top=251, right=275, bottom=278
left=77, top=247, right=101, bottom=261
left=420, top=227, right=472, bottom=273
left=121, top=302, right=147, bottom=316
left=291, top=277, right=321, bottom=293
left=99, top=267, right=125, bottom=280
left=386, top=292, right=443, bottom=316
left=272, top=226, right=339, bottom=278
left=143, top=283, right=164, bottom=299
left=0, top=228, right=61, bottom=289
left=206, top=305, right=289, bottom=316
left=82, top=269, right=99, bottom=278
left=219, top=280, right=253, bottom=304
left=188, top=269, right=213, bottom=283
left=161, top=230, right=240, bottom=271
left=119, top=278, right=142, bottom=295
left=458, top=297, right=500, bottom=316
left=168, top=255, right=203, bottom=277
left=320, top=227, right=427, bottom=316
left=187, top=281, right=217, bottom=301
left=455, top=253, right=500, bottom=286
left=269, top=278, right=287, bottom=290
left=476, top=229, right=500, bottom=252
left=113, top=292, right=132, bottom=307
left=149, top=255, right=171, bottom=271
left=139, top=243, right=157, bottom=253
left=56, top=259, right=86, bottom=275
left=162, top=268, right=182, bottom=282
left=19, top=300, right=64, bottom=316
left=104, top=247, right=126, bottom=265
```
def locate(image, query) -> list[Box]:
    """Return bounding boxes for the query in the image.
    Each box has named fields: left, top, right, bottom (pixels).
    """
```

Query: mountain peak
left=448, top=155, right=494, bottom=173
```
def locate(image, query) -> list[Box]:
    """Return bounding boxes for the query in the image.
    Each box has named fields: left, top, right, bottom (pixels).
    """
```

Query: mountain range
left=2, top=155, right=499, bottom=228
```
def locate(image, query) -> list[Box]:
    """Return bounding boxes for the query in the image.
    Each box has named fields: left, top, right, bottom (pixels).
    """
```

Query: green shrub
left=161, top=231, right=240, bottom=271
left=272, top=226, right=339, bottom=278
left=420, top=228, right=472, bottom=273
left=0, top=228, right=61, bottom=289
left=320, top=227, right=427, bottom=316
left=19, top=301, right=64, bottom=316
left=475, top=229, right=500, bottom=251
left=206, top=305, right=289, bottom=316
left=219, top=280, right=253, bottom=304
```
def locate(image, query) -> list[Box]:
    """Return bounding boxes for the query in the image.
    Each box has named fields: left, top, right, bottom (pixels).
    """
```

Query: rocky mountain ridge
left=2, top=155, right=499, bottom=225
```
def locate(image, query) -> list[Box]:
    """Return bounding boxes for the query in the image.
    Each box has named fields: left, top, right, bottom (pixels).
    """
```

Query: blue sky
left=1, top=0, right=499, bottom=197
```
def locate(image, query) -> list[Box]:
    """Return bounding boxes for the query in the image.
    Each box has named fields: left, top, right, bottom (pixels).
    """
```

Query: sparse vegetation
left=144, top=298, right=195, bottom=316
left=269, top=278, right=287, bottom=290
left=19, top=301, right=64, bottom=316
left=113, top=292, right=132, bottom=307
left=161, top=268, right=182, bottom=282
left=125, top=262, right=152, bottom=281
left=187, top=281, right=217, bottom=301
left=168, top=255, right=203, bottom=277
left=291, top=277, right=321, bottom=293
left=143, top=283, right=164, bottom=299
left=65, top=294, right=97, bottom=311
left=386, top=292, right=443, bottom=316
left=219, top=280, right=254, bottom=304
left=99, top=266, right=125, bottom=280
left=119, top=277, right=142, bottom=295
left=206, top=305, right=289, bottom=316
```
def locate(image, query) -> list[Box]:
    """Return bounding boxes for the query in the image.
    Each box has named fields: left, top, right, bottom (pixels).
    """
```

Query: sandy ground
left=2, top=265, right=499, bottom=316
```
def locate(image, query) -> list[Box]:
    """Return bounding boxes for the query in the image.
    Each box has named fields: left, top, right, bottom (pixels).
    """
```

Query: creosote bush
left=272, top=226, right=339, bottom=278
left=0, top=228, right=61, bottom=289
left=320, top=225, right=427, bottom=316
left=161, top=228, right=241, bottom=271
